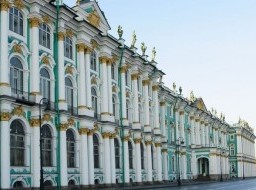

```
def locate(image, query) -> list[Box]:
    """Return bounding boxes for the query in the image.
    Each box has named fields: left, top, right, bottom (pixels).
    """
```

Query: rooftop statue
left=151, top=47, right=156, bottom=62
left=190, top=91, right=195, bottom=102
left=130, top=31, right=137, bottom=48
left=117, top=25, right=123, bottom=39
left=141, top=42, right=147, bottom=56
left=173, top=82, right=176, bottom=92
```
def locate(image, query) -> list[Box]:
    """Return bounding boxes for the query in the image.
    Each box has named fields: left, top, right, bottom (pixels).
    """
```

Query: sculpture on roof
left=130, top=31, right=137, bottom=48
left=190, top=91, right=195, bottom=102
left=173, top=82, right=176, bottom=92
left=76, top=0, right=80, bottom=5
left=117, top=25, right=123, bottom=39
left=151, top=47, right=156, bottom=62
left=141, top=42, right=147, bottom=56
left=179, top=86, right=182, bottom=95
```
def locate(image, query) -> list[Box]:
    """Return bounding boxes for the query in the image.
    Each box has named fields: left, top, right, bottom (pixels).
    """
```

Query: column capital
left=0, top=112, right=11, bottom=121
left=120, top=65, right=128, bottom=73
left=134, top=138, right=142, bottom=144
left=142, top=79, right=150, bottom=86
left=58, top=31, right=65, bottom=41
left=155, top=142, right=162, bottom=147
left=99, top=56, right=110, bottom=64
left=190, top=116, right=194, bottom=120
left=145, top=140, right=152, bottom=146
left=77, top=43, right=85, bottom=53
left=59, top=123, right=68, bottom=131
left=152, top=85, right=159, bottom=91
left=131, top=73, right=139, bottom=80
left=0, top=0, right=11, bottom=11
left=30, top=119, right=40, bottom=127
left=179, top=111, right=185, bottom=115
left=160, top=101, right=166, bottom=106
left=161, top=149, right=168, bottom=153
left=29, top=17, right=41, bottom=28
left=79, top=128, right=89, bottom=135
left=195, top=118, right=200, bottom=122
left=102, top=132, right=111, bottom=139
left=110, top=133, right=117, bottom=139
left=88, top=130, right=94, bottom=136
left=123, top=136, right=130, bottom=141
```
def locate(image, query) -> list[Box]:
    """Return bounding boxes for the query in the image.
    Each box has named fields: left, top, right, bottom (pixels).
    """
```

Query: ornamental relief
left=12, top=106, right=25, bottom=117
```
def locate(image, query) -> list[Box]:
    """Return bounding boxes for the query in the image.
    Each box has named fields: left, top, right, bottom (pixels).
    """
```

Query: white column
left=195, top=119, right=200, bottom=145
left=146, top=142, right=152, bottom=182
left=88, top=132, right=95, bottom=185
left=201, top=123, right=205, bottom=146
left=58, top=32, right=66, bottom=110
left=135, top=140, right=142, bottom=182
left=110, top=136, right=116, bottom=184
left=60, top=126, right=68, bottom=186
left=160, top=102, right=166, bottom=137
left=80, top=128, right=89, bottom=186
left=30, top=17, right=40, bottom=95
left=0, top=5, right=10, bottom=95
left=182, top=154, right=187, bottom=179
left=0, top=113, right=10, bottom=189
left=205, top=124, right=209, bottom=146
left=153, top=85, right=160, bottom=129
left=123, top=138, right=130, bottom=183
left=191, top=117, right=195, bottom=145
left=179, top=111, right=185, bottom=143
left=156, top=144, right=162, bottom=181
left=31, top=119, right=40, bottom=188
left=216, top=129, right=219, bottom=147
left=100, top=58, right=109, bottom=114
left=175, top=111, right=180, bottom=138
left=191, top=151, right=197, bottom=177
left=107, top=62, right=113, bottom=115
left=163, top=150, right=168, bottom=180
left=132, top=74, right=139, bottom=123
left=103, top=133, right=111, bottom=184
left=120, top=67, right=127, bottom=119
left=143, top=80, right=150, bottom=127
left=85, top=49, right=92, bottom=108
left=77, top=44, right=86, bottom=114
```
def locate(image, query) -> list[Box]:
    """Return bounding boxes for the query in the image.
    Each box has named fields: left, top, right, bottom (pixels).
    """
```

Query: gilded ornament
left=30, top=119, right=40, bottom=127
left=58, top=32, right=65, bottom=41
left=131, top=73, right=138, bottom=80
left=65, top=29, right=74, bottom=38
left=0, top=112, right=11, bottom=121
left=42, top=15, right=51, bottom=24
left=90, top=39, right=99, bottom=49
left=112, top=86, right=117, bottom=93
left=30, top=17, right=40, bottom=28
left=66, top=66, right=73, bottom=75
left=93, top=123, right=99, bottom=131
left=91, top=77, right=97, bottom=85
left=43, top=113, right=51, bottom=122
left=120, top=66, right=127, bottom=73
left=110, top=133, right=116, bottom=139
left=162, top=149, right=168, bottom=153
left=68, top=118, right=75, bottom=126
left=59, top=123, right=68, bottom=131
left=88, top=130, right=94, bottom=136
left=79, top=128, right=89, bottom=135
left=123, top=136, right=130, bottom=141
left=145, top=141, right=152, bottom=146
left=87, top=10, right=100, bottom=28
left=102, top=132, right=111, bottom=139
left=155, top=143, right=162, bottom=147
left=134, top=138, right=142, bottom=144
left=0, top=0, right=11, bottom=11
left=12, top=106, right=24, bottom=117
left=179, top=111, right=184, bottom=115
left=99, top=56, right=108, bottom=64
left=76, top=0, right=80, bottom=6
left=152, top=85, right=159, bottom=91
left=42, top=56, right=50, bottom=65
left=13, top=44, right=22, bottom=54
left=0, top=82, right=10, bottom=87
left=142, top=79, right=150, bottom=86
left=14, top=0, right=24, bottom=9
left=160, top=102, right=166, bottom=106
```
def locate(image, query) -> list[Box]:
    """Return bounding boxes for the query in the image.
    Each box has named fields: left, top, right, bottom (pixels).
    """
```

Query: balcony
left=67, top=105, right=78, bottom=116
left=11, top=88, right=35, bottom=104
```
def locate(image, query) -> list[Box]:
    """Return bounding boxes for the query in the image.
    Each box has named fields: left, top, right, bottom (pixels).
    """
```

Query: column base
left=0, top=84, right=10, bottom=96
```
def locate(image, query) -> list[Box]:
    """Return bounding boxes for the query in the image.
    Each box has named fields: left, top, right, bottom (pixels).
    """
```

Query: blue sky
left=64, top=0, right=256, bottom=128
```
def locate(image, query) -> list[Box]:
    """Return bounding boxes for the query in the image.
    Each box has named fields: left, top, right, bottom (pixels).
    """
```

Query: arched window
left=128, top=141, right=133, bottom=169
left=111, top=64, right=115, bottom=80
left=10, top=57, right=23, bottom=95
left=13, top=181, right=24, bottom=188
left=9, top=8, right=23, bottom=35
left=66, top=129, right=75, bottom=168
left=39, top=23, right=51, bottom=49
left=64, top=37, right=73, bottom=59
left=91, top=87, right=98, bottom=118
left=90, top=51, right=97, bottom=71
left=40, top=68, right=50, bottom=100
left=114, top=138, right=120, bottom=169
left=65, top=77, right=74, bottom=113
left=141, top=143, right=144, bottom=169
left=41, top=125, right=52, bottom=166
left=10, top=120, right=25, bottom=166
left=93, top=134, right=100, bottom=168
left=43, top=180, right=52, bottom=187
left=68, top=180, right=75, bottom=186
left=230, top=144, right=235, bottom=156
left=126, top=100, right=131, bottom=122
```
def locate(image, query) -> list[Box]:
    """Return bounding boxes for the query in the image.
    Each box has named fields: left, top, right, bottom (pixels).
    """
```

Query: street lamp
left=176, top=137, right=184, bottom=186
left=39, top=98, right=50, bottom=190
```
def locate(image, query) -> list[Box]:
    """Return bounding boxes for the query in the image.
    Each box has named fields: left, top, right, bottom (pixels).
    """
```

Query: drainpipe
left=117, top=43, right=125, bottom=186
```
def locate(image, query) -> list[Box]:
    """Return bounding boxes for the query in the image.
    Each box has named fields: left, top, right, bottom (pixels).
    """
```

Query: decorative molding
left=30, top=119, right=40, bottom=127
left=110, top=133, right=117, bottom=139
left=59, top=123, right=68, bottom=131
left=131, top=73, right=139, bottom=80
left=14, top=0, right=24, bottom=9
left=0, top=82, right=10, bottom=87
left=123, top=136, right=130, bottom=141
left=68, top=118, right=75, bottom=126
left=65, top=29, right=74, bottom=38
left=134, top=138, right=142, bottom=144
left=155, top=143, right=162, bottom=147
left=58, top=32, right=65, bottom=41
left=179, top=111, right=184, bottom=115
left=87, top=10, right=100, bottom=28
left=87, top=130, right=94, bottom=136
left=12, top=106, right=24, bottom=117
left=42, top=56, right=50, bottom=65
left=142, top=79, right=150, bottom=86
left=42, top=15, right=51, bottom=24
left=77, top=43, right=85, bottom=53
left=152, top=85, right=159, bottom=91
left=13, top=44, right=22, bottom=54
left=30, top=17, right=41, bottom=28
left=90, top=39, right=99, bottom=49
left=160, top=102, right=166, bottom=106
left=102, top=132, right=111, bottom=139
left=0, top=0, right=11, bottom=11
left=162, top=149, right=168, bottom=153
left=145, top=141, right=152, bottom=146
left=43, top=113, right=51, bottom=122
left=0, top=112, right=11, bottom=121
left=79, top=128, right=89, bottom=135
left=65, top=66, right=73, bottom=75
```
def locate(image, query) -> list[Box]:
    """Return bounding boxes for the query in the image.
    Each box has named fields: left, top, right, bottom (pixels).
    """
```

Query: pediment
left=78, top=0, right=110, bottom=32
left=194, top=97, right=207, bottom=112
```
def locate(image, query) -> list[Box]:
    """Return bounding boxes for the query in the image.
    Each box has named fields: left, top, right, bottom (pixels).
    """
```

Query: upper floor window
left=65, top=77, right=74, bottom=110
left=141, top=143, right=144, bottom=169
left=90, top=51, right=97, bottom=71
left=91, top=87, right=98, bottom=115
left=40, top=68, right=50, bottom=101
left=125, top=71, right=129, bottom=86
left=64, top=37, right=73, bottom=59
left=41, top=125, right=52, bottom=166
left=230, top=144, right=235, bottom=156
left=111, top=64, right=115, bottom=80
left=66, top=129, right=75, bottom=168
left=10, top=57, right=23, bottom=95
left=9, top=8, right=23, bottom=36
left=10, top=120, right=25, bottom=166
left=114, top=138, right=120, bottom=169
left=93, top=134, right=100, bottom=168
left=39, top=23, right=51, bottom=49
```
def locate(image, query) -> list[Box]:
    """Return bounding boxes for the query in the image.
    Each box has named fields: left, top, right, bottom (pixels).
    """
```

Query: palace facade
left=0, top=0, right=255, bottom=189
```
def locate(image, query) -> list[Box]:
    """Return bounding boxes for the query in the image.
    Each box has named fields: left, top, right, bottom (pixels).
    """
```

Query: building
left=0, top=0, right=255, bottom=189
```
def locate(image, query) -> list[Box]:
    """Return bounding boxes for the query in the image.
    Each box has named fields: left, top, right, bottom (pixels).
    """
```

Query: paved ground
left=144, top=178, right=256, bottom=190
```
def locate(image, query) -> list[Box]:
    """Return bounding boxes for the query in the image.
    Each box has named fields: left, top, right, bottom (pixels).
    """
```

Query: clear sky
left=64, top=0, right=256, bottom=129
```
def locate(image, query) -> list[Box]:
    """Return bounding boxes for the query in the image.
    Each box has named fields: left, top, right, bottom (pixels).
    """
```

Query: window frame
left=93, top=134, right=100, bottom=169
left=10, top=57, right=24, bottom=95
left=40, top=68, right=51, bottom=101
left=66, top=129, right=76, bottom=168
left=39, top=23, right=51, bottom=49
left=9, top=7, right=24, bottom=36
left=64, top=36, right=73, bottom=60
left=41, top=125, right=53, bottom=167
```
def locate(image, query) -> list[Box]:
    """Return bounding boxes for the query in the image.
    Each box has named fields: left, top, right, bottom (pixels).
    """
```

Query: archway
left=197, top=158, right=209, bottom=178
